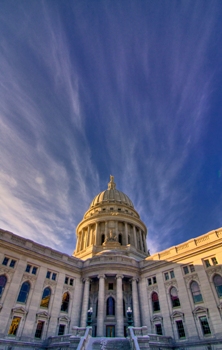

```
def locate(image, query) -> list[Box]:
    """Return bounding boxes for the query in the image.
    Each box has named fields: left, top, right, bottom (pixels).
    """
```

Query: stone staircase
left=87, top=337, right=131, bottom=350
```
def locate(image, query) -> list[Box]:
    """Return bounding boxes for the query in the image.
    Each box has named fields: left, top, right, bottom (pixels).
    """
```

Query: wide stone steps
left=87, top=337, right=131, bottom=350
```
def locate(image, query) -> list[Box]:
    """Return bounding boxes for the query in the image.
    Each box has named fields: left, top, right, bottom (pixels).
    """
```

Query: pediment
left=58, top=315, right=70, bottom=323
left=151, top=315, right=162, bottom=322
left=12, top=306, right=27, bottom=315
left=36, top=311, right=50, bottom=319
left=171, top=311, right=184, bottom=319
left=192, top=306, right=208, bottom=315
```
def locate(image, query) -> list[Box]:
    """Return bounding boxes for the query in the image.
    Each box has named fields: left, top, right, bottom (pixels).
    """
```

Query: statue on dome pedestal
left=102, top=230, right=120, bottom=248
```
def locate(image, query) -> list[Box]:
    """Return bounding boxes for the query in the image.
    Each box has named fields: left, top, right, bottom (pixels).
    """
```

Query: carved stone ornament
left=58, top=315, right=70, bottom=323
left=36, top=311, right=50, bottom=319
left=11, top=306, right=28, bottom=315
left=147, top=285, right=159, bottom=293
left=44, top=279, right=56, bottom=288
left=206, top=266, right=222, bottom=277
left=151, top=315, right=163, bottom=323
left=217, top=302, right=222, bottom=314
left=0, top=266, right=14, bottom=276
left=22, top=273, right=37, bottom=283
left=192, top=306, right=209, bottom=319
left=164, top=280, right=178, bottom=289
left=170, top=311, right=184, bottom=322
left=184, top=273, right=199, bottom=286
left=63, top=285, right=74, bottom=293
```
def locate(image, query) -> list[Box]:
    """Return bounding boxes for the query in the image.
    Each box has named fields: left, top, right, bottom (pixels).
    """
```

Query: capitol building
left=0, top=176, right=222, bottom=349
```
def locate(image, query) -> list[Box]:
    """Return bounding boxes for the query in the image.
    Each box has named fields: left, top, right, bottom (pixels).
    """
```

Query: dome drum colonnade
left=74, top=176, right=148, bottom=260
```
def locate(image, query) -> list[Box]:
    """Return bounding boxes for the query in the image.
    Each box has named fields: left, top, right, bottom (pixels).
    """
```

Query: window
left=204, top=257, right=218, bottom=268
left=0, top=275, right=7, bottom=298
left=8, top=316, right=21, bottom=336
left=65, top=277, right=69, bottom=284
left=106, top=296, right=115, bottom=316
left=64, top=276, right=74, bottom=286
left=213, top=274, right=222, bottom=298
left=40, top=287, right=51, bottom=308
left=176, top=320, right=185, bottom=338
left=152, top=292, right=160, bottom=312
left=190, top=281, right=203, bottom=303
left=35, top=321, right=44, bottom=338
left=2, top=257, right=16, bottom=268
left=17, top=281, right=30, bottom=303
left=108, top=283, right=113, bottom=290
left=46, top=271, right=57, bottom=281
left=164, top=270, right=175, bottom=281
left=170, top=287, right=180, bottom=308
left=70, top=278, right=73, bottom=286
left=155, top=324, right=162, bottom=335
left=199, top=316, right=211, bottom=335
left=26, top=264, right=38, bottom=275
left=110, top=208, right=113, bottom=211
left=61, top=292, right=69, bottom=312
left=118, top=234, right=122, bottom=245
left=58, top=324, right=65, bottom=336
left=148, top=276, right=157, bottom=286
left=101, top=234, right=105, bottom=244
left=183, top=264, right=195, bottom=275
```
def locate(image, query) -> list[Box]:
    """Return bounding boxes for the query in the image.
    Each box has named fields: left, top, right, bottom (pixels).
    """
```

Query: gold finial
left=108, top=175, right=116, bottom=190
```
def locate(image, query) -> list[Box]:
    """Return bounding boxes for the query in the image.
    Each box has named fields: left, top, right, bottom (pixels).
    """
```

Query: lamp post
left=126, top=307, right=133, bottom=326
left=87, top=307, right=93, bottom=326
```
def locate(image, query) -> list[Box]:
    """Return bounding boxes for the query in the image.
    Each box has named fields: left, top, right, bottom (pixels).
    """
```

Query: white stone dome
left=89, top=176, right=134, bottom=208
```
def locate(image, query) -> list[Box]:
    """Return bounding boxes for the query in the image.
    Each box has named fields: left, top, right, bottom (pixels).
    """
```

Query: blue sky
left=1, top=1, right=222, bottom=255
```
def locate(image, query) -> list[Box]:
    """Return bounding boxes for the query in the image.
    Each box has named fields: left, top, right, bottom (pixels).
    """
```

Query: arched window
left=61, top=292, right=70, bottom=312
left=213, top=274, right=222, bottom=298
left=118, top=234, right=122, bottom=245
left=101, top=234, right=105, bottom=244
left=0, top=275, right=7, bottom=298
left=40, top=287, right=51, bottom=308
left=190, top=281, right=203, bottom=303
left=170, top=287, right=180, bottom=308
left=152, top=292, right=160, bottom=312
left=106, top=296, right=115, bottom=316
left=17, top=281, right=30, bottom=303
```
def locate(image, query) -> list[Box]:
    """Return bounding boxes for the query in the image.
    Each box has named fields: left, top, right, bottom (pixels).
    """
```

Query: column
left=105, top=221, right=108, bottom=239
left=133, top=226, right=137, bottom=248
left=116, top=275, right=124, bottom=336
left=132, top=277, right=140, bottom=327
left=97, top=275, right=105, bottom=336
left=95, top=222, right=99, bottom=245
left=115, top=221, right=118, bottom=235
left=80, top=278, right=91, bottom=327
left=125, top=222, right=128, bottom=245
left=81, top=230, right=84, bottom=250
left=138, top=278, right=150, bottom=329
left=139, top=229, right=143, bottom=251
left=87, top=225, right=90, bottom=246
left=143, top=232, right=148, bottom=253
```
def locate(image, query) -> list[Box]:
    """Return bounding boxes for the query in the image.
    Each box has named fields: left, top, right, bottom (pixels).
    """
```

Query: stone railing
left=74, top=326, right=92, bottom=350
left=128, top=327, right=141, bottom=350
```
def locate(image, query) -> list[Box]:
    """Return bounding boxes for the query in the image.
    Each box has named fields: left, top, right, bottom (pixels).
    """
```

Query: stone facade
left=0, top=176, right=222, bottom=349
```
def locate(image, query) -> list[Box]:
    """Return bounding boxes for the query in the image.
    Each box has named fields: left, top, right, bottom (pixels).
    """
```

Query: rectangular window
left=8, top=316, right=21, bottom=336
left=190, top=264, right=195, bottom=272
left=205, top=259, right=211, bottom=268
left=199, top=316, right=211, bottom=335
left=46, top=271, right=51, bottom=279
left=65, top=277, right=69, bottom=284
left=9, top=259, right=16, bottom=268
left=2, top=257, right=9, bottom=266
left=32, top=266, right=38, bottom=275
left=108, top=283, right=113, bottom=290
left=164, top=272, right=169, bottom=280
left=183, top=266, right=189, bottom=274
left=170, top=270, right=175, bottom=279
left=26, top=264, right=31, bottom=273
left=35, top=321, right=44, bottom=338
left=58, top=324, right=65, bottom=336
left=148, top=278, right=152, bottom=286
left=155, top=324, right=162, bottom=335
left=153, top=276, right=157, bottom=284
left=212, top=257, right=218, bottom=265
left=52, top=273, right=57, bottom=281
left=176, top=320, right=185, bottom=338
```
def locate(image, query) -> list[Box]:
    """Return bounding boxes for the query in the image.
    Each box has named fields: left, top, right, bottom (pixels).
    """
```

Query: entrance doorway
left=106, top=325, right=115, bottom=337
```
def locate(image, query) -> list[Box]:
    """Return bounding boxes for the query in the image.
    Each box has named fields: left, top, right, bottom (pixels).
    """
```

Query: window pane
left=189, top=264, right=195, bottom=272
left=52, top=273, right=57, bottom=281
left=10, top=260, right=16, bottom=268
left=61, top=292, right=69, bottom=312
left=35, top=321, right=44, bottom=338
left=164, top=272, right=169, bottom=280
left=32, top=267, right=37, bottom=275
left=58, top=324, right=65, bottom=336
left=0, top=275, right=7, bottom=297
left=205, top=259, right=211, bottom=268
left=17, top=281, right=30, bottom=303
left=46, top=271, right=51, bottom=279
left=213, top=274, right=222, bottom=298
left=152, top=292, right=160, bottom=312
left=8, top=316, right=21, bottom=336
left=153, top=276, right=157, bottom=284
left=108, top=283, right=113, bottom=290
left=170, top=271, right=175, bottom=279
left=199, top=316, right=211, bottom=335
left=2, top=257, right=9, bottom=266
left=40, top=287, right=51, bottom=308
left=176, top=320, right=185, bottom=338
left=170, top=287, right=180, bottom=307
left=155, top=324, right=162, bottom=335
left=65, top=277, right=69, bottom=284
left=70, top=279, right=74, bottom=286
left=212, top=257, right=218, bottom=265
left=26, top=264, right=31, bottom=273
left=148, top=278, right=152, bottom=285
left=190, top=281, right=203, bottom=303
left=107, top=297, right=115, bottom=315
left=183, top=266, right=189, bottom=274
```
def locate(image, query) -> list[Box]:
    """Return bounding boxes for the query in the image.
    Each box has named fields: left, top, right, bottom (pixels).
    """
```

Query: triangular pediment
left=192, top=306, right=208, bottom=315
left=171, top=311, right=184, bottom=319
left=36, top=311, right=50, bottom=319
left=12, top=306, right=28, bottom=315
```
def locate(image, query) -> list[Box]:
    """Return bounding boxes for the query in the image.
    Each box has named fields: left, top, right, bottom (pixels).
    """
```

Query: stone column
left=125, top=222, right=128, bottom=245
left=116, top=275, right=124, bottom=336
left=133, top=226, right=137, bottom=248
left=132, top=277, right=140, bottom=327
left=87, top=226, right=90, bottom=246
left=143, top=232, right=148, bottom=253
left=95, top=222, right=99, bottom=245
left=97, top=275, right=105, bottom=336
left=139, top=229, right=143, bottom=251
left=105, top=221, right=108, bottom=239
left=80, top=278, right=91, bottom=327
left=138, top=278, right=150, bottom=329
